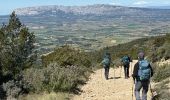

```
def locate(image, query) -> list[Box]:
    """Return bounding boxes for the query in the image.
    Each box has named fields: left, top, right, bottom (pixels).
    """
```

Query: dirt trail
left=72, top=60, right=153, bottom=100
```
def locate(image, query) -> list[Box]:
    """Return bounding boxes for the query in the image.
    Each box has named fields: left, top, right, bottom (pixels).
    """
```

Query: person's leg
left=104, top=67, right=107, bottom=79
left=135, top=81, right=142, bottom=100
left=108, top=67, right=110, bottom=78
left=104, top=67, right=109, bottom=80
left=123, top=66, right=127, bottom=78
left=127, top=64, right=130, bottom=78
left=142, top=81, right=149, bottom=100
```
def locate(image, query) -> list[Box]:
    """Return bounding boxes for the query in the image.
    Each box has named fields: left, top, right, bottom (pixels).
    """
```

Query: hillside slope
left=93, top=34, right=170, bottom=64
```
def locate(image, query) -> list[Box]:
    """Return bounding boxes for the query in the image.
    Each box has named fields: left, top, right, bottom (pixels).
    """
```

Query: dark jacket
left=121, top=56, right=132, bottom=65
left=132, top=61, right=153, bottom=81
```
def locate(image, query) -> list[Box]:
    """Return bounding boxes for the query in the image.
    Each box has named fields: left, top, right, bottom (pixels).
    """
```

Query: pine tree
left=0, top=11, right=36, bottom=76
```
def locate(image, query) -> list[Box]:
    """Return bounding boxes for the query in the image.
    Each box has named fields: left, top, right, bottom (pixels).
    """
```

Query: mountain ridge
left=14, top=4, right=164, bottom=16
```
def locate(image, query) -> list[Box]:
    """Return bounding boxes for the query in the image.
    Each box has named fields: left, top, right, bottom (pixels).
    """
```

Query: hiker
left=101, top=52, right=113, bottom=80
left=132, top=52, right=153, bottom=100
left=121, top=55, right=132, bottom=79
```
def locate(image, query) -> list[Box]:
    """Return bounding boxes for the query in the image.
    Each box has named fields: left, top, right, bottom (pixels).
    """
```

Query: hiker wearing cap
left=121, top=55, right=132, bottom=79
left=101, top=52, right=113, bottom=80
left=132, top=52, right=153, bottom=100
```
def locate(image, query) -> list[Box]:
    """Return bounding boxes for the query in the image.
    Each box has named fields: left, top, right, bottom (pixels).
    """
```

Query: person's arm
left=149, top=64, right=153, bottom=77
left=132, top=62, right=139, bottom=83
left=129, top=56, right=132, bottom=62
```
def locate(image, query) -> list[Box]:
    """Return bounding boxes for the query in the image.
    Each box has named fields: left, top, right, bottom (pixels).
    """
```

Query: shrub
left=19, top=92, right=69, bottom=100
left=23, top=63, right=89, bottom=93
left=154, top=79, right=170, bottom=100
left=2, top=76, right=31, bottom=99
left=153, top=64, right=170, bottom=82
left=42, top=46, right=92, bottom=68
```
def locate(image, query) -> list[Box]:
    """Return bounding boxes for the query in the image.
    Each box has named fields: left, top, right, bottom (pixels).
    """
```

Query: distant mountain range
left=145, top=6, right=170, bottom=9
left=10, top=4, right=170, bottom=23
left=0, top=4, right=169, bottom=28
left=14, top=4, right=170, bottom=16
left=15, top=4, right=127, bottom=16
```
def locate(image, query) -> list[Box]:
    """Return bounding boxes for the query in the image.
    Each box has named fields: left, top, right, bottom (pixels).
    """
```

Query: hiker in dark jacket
left=101, top=52, right=113, bottom=80
left=132, top=52, right=153, bottom=100
left=121, top=55, right=132, bottom=79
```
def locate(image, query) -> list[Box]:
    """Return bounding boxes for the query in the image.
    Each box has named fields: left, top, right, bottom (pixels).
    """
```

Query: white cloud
left=133, top=1, right=148, bottom=5
left=110, top=2, right=117, bottom=5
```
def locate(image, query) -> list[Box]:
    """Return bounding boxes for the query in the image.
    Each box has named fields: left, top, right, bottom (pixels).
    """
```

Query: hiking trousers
left=104, top=67, right=110, bottom=80
left=135, top=80, right=149, bottom=100
left=123, top=64, right=129, bottom=78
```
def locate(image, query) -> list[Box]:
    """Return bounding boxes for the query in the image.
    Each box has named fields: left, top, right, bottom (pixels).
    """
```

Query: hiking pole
left=150, top=83, right=154, bottom=100
left=131, top=61, right=134, bottom=100
left=130, top=62, right=133, bottom=77
left=132, top=84, right=133, bottom=100
left=149, top=74, right=158, bottom=100
left=120, top=66, right=122, bottom=78
left=114, top=66, right=116, bottom=79
left=113, top=66, right=116, bottom=86
left=101, top=67, right=103, bottom=80
left=132, top=77, right=135, bottom=100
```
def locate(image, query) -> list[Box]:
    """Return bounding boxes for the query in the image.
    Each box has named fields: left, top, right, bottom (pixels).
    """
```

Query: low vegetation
left=93, top=34, right=170, bottom=64
left=23, top=63, right=89, bottom=93
left=41, top=45, right=92, bottom=68
left=153, top=64, right=170, bottom=82
left=19, top=92, right=69, bottom=100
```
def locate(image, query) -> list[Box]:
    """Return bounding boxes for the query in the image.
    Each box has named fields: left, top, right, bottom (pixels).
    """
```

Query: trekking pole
left=120, top=66, right=122, bottom=78
left=114, top=66, right=116, bottom=79
left=132, top=80, right=134, bottom=100
left=131, top=62, right=134, bottom=100
left=149, top=72, right=158, bottom=100
left=150, top=83, right=153, bottom=99
left=149, top=70, right=154, bottom=100
left=114, top=65, right=116, bottom=86
left=101, top=68, right=103, bottom=80
left=130, top=62, right=133, bottom=77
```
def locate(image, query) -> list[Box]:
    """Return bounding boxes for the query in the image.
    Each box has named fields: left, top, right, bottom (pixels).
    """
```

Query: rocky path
left=72, top=60, right=153, bottom=100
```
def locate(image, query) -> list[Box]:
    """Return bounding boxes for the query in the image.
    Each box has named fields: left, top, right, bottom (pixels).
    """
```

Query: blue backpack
left=122, top=56, right=129, bottom=65
left=138, top=60, right=151, bottom=81
left=102, top=57, right=110, bottom=67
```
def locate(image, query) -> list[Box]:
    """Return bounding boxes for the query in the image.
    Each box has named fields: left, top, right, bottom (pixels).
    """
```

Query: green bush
left=42, top=46, right=92, bottom=68
left=153, top=64, right=170, bottom=82
left=154, top=79, right=170, bottom=100
left=23, top=63, right=89, bottom=93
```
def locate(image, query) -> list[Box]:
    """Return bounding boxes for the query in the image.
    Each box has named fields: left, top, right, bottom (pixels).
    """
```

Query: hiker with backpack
left=121, top=55, right=132, bottom=79
left=132, top=52, right=153, bottom=100
left=101, top=52, right=113, bottom=80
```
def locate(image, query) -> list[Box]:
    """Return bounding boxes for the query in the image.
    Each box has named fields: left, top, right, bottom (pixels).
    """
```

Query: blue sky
left=1, top=0, right=170, bottom=15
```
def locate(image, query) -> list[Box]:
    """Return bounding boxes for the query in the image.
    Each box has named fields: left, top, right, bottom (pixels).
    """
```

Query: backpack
left=138, top=60, right=151, bottom=81
left=122, top=56, right=130, bottom=65
left=102, top=57, right=110, bottom=67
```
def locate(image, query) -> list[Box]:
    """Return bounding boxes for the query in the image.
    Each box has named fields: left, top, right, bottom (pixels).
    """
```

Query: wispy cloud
left=109, top=2, right=119, bottom=5
left=132, top=0, right=149, bottom=6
